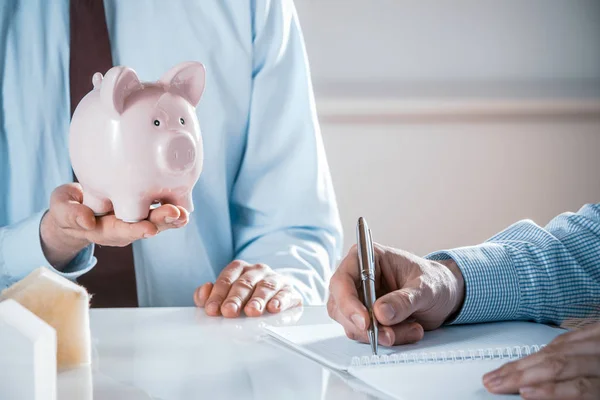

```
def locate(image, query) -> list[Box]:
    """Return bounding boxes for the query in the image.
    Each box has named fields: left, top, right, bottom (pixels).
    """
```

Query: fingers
left=328, top=298, right=367, bottom=339
left=265, top=286, right=302, bottom=314
left=485, top=355, right=600, bottom=395
left=484, top=333, right=600, bottom=386
left=244, top=276, right=281, bottom=317
left=87, top=215, right=158, bottom=246
left=199, top=262, right=302, bottom=318
left=50, top=184, right=96, bottom=231
left=343, top=317, right=423, bottom=347
left=51, top=182, right=84, bottom=204
left=344, top=323, right=390, bottom=346
left=221, top=265, right=267, bottom=318
left=328, top=247, right=370, bottom=331
left=194, top=282, right=213, bottom=307
left=90, top=203, right=189, bottom=245
left=379, top=322, right=424, bottom=346
left=148, top=204, right=189, bottom=232
left=519, top=378, right=600, bottom=400
left=48, top=185, right=191, bottom=250
left=327, top=298, right=393, bottom=346
left=204, top=261, right=247, bottom=316
left=484, top=323, right=600, bottom=397
left=373, top=287, right=425, bottom=326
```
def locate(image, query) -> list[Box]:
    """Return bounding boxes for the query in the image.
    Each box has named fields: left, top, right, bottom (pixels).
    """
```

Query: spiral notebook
left=265, top=321, right=565, bottom=399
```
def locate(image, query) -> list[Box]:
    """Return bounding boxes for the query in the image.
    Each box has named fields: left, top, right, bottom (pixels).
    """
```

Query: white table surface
left=57, top=306, right=386, bottom=400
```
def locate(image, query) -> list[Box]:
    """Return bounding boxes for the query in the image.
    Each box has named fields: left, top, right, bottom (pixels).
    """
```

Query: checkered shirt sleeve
left=426, top=203, right=600, bottom=325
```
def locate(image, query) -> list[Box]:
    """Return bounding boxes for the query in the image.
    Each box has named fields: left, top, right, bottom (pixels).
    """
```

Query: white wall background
left=295, top=1, right=600, bottom=256
left=296, top=0, right=600, bottom=85
left=322, top=118, right=600, bottom=256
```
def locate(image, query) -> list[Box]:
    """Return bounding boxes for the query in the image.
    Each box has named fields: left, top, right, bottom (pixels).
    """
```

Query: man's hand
left=327, top=244, right=465, bottom=346
left=41, top=183, right=189, bottom=269
left=483, top=322, right=600, bottom=399
left=194, top=260, right=303, bottom=318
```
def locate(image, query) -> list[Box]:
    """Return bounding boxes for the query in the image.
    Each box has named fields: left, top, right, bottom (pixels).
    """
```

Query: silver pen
left=356, top=217, right=378, bottom=355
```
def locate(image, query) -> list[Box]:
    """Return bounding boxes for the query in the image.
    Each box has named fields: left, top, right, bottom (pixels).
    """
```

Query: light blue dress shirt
left=428, top=203, right=600, bottom=326
left=0, top=0, right=343, bottom=306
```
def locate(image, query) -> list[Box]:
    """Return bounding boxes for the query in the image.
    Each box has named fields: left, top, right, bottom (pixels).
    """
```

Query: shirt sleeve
left=230, top=0, right=343, bottom=305
left=0, top=210, right=96, bottom=290
left=426, top=203, right=600, bottom=326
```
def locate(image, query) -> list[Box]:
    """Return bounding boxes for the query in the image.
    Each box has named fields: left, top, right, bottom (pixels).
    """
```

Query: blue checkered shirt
left=427, top=203, right=600, bottom=326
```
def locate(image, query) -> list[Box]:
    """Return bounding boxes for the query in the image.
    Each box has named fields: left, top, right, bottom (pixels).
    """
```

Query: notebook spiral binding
left=350, top=344, right=546, bottom=368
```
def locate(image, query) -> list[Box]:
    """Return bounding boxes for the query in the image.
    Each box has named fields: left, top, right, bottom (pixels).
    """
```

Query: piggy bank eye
left=153, top=120, right=160, bottom=127
left=179, top=118, right=185, bottom=125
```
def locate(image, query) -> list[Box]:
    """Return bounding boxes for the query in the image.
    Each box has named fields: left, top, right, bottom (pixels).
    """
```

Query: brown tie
left=70, top=0, right=139, bottom=308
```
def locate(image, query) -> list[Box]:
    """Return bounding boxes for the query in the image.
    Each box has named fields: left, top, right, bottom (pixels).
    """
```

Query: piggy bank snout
left=165, top=132, right=197, bottom=172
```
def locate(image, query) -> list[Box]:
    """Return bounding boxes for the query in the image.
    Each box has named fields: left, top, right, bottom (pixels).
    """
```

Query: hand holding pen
left=327, top=233, right=465, bottom=347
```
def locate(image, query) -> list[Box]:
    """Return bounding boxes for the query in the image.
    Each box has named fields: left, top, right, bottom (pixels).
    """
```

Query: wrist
left=40, top=211, right=90, bottom=269
left=438, top=258, right=466, bottom=319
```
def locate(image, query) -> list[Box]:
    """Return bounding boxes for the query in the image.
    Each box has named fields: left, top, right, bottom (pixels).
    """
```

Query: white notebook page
left=348, top=359, right=517, bottom=399
left=265, top=321, right=565, bottom=371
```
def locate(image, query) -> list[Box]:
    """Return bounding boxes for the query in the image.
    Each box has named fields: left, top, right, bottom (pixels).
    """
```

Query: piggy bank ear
left=160, top=62, right=206, bottom=107
left=100, top=66, right=142, bottom=115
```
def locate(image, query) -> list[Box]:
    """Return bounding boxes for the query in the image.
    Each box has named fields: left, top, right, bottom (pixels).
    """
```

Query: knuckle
left=253, top=263, right=270, bottom=272
left=228, top=260, right=246, bottom=269
left=215, top=277, right=234, bottom=287
left=233, top=278, right=255, bottom=291
left=257, top=278, right=278, bottom=291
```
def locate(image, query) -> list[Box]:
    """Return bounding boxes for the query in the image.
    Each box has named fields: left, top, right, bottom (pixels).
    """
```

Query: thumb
left=374, top=287, right=425, bottom=326
left=49, top=184, right=96, bottom=231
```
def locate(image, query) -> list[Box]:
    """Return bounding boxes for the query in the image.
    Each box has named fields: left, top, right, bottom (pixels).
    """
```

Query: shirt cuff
left=0, top=210, right=96, bottom=284
left=425, top=243, right=521, bottom=325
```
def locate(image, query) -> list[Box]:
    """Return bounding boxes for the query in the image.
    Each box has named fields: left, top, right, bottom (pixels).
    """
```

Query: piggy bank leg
left=82, top=192, right=113, bottom=216
left=112, top=198, right=152, bottom=223
left=169, top=193, right=194, bottom=213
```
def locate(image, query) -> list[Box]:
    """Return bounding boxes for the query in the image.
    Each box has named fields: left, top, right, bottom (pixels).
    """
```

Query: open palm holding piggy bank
left=69, top=61, right=205, bottom=222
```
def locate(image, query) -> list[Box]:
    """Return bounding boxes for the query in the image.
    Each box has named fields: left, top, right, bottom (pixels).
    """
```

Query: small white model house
left=1, top=267, right=92, bottom=370
left=0, top=299, right=57, bottom=400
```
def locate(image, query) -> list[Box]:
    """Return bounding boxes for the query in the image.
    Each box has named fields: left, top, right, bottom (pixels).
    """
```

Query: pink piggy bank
left=69, top=62, right=205, bottom=222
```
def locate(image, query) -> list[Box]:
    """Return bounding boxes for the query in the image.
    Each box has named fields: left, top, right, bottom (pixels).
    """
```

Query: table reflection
left=57, top=307, right=384, bottom=399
